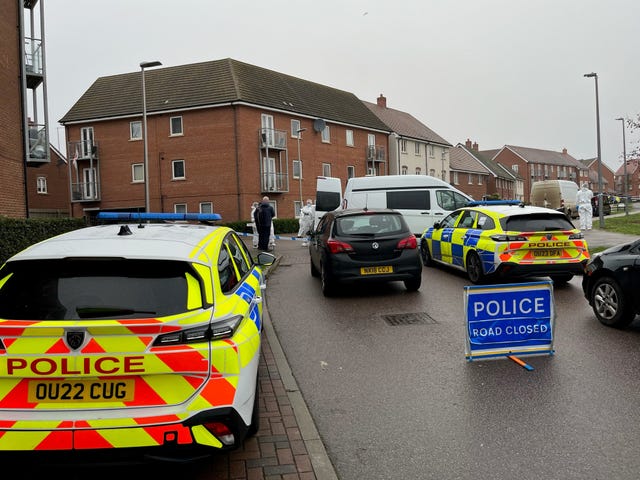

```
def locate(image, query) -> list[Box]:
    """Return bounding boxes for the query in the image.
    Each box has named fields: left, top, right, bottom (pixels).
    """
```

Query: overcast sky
left=44, top=0, right=639, bottom=171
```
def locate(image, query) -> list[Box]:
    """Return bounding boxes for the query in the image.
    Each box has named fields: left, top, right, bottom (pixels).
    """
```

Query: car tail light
left=397, top=235, right=417, bottom=250
left=152, top=315, right=243, bottom=346
left=327, top=239, right=354, bottom=254
left=490, top=234, right=528, bottom=242
left=203, top=422, right=235, bottom=446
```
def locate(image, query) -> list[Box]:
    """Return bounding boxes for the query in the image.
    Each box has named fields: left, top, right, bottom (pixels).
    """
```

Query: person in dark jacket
left=254, top=196, right=275, bottom=251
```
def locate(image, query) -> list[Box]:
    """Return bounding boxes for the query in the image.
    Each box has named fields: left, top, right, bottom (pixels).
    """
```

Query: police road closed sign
left=464, top=281, right=555, bottom=360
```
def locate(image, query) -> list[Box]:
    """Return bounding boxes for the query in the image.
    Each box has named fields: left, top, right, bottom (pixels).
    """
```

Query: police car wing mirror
left=433, top=222, right=441, bottom=229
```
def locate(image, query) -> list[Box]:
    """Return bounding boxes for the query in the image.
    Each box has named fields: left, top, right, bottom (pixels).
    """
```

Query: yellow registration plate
left=532, top=249, right=562, bottom=258
left=360, top=266, right=393, bottom=275
left=28, top=379, right=135, bottom=403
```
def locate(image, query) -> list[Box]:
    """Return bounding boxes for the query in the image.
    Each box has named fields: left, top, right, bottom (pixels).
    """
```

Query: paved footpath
left=211, top=235, right=337, bottom=480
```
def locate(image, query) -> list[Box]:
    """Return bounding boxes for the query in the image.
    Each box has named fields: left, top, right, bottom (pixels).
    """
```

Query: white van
left=529, top=180, right=579, bottom=218
left=315, top=175, right=472, bottom=235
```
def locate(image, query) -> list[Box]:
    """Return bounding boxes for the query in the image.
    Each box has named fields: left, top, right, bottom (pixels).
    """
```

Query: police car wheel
left=420, top=241, right=433, bottom=267
left=591, top=276, right=636, bottom=328
left=466, top=251, right=484, bottom=284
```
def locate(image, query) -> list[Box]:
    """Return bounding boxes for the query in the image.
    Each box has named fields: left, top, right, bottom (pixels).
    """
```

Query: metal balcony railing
left=68, top=140, right=99, bottom=160
left=70, top=182, right=100, bottom=202
left=366, top=145, right=386, bottom=162
left=260, top=129, right=288, bottom=149
left=261, top=172, right=289, bottom=193
left=27, top=123, right=47, bottom=161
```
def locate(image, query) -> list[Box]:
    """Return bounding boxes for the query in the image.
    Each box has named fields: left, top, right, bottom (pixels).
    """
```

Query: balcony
left=261, top=172, right=289, bottom=194
left=24, top=37, right=43, bottom=89
left=366, top=145, right=386, bottom=162
left=68, top=140, right=100, bottom=202
left=27, top=123, right=48, bottom=164
left=260, top=128, right=288, bottom=150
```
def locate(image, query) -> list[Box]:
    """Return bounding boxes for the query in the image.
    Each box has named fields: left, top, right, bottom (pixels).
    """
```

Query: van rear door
left=315, top=176, right=342, bottom=227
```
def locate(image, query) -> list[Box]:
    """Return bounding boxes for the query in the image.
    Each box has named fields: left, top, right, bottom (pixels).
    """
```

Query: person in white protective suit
left=298, top=199, right=315, bottom=246
left=576, top=182, right=593, bottom=230
left=249, top=202, right=259, bottom=248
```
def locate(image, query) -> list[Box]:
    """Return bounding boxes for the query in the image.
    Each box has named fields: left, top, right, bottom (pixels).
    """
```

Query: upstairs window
left=36, top=176, right=47, bottom=194
left=321, top=125, right=330, bottom=143
left=132, top=163, right=144, bottom=183
left=346, top=129, right=354, bottom=147
left=172, top=160, right=185, bottom=179
left=170, top=116, right=183, bottom=136
left=130, top=121, right=142, bottom=140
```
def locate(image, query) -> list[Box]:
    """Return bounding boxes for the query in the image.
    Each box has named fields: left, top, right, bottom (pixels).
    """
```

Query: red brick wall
left=27, top=149, right=70, bottom=215
left=493, top=149, right=530, bottom=200
left=0, top=2, right=28, bottom=217
left=66, top=105, right=388, bottom=222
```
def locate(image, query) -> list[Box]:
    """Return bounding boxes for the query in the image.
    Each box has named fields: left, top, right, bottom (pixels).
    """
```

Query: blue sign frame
left=464, top=281, right=555, bottom=361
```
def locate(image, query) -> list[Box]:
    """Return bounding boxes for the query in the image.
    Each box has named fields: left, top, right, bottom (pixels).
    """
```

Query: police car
left=419, top=201, right=590, bottom=284
left=0, top=212, right=274, bottom=462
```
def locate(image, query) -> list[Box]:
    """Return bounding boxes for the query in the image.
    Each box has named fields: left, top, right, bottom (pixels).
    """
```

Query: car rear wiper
left=76, top=306, right=157, bottom=318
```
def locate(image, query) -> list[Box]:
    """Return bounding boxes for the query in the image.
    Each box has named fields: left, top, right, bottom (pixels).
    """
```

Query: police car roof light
left=97, top=212, right=222, bottom=221
left=466, top=200, right=523, bottom=207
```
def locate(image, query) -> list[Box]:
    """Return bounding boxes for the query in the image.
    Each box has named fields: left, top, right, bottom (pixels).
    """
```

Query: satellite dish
left=313, top=118, right=327, bottom=132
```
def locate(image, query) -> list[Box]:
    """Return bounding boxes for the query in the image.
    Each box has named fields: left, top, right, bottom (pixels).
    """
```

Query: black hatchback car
left=309, top=209, right=422, bottom=296
left=582, top=238, right=640, bottom=327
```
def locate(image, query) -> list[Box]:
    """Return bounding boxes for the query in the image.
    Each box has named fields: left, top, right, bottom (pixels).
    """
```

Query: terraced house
left=60, top=58, right=392, bottom=222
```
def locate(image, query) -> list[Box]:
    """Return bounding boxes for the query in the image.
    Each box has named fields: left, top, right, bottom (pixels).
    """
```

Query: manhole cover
left=382, top=312, right=437, bottom=326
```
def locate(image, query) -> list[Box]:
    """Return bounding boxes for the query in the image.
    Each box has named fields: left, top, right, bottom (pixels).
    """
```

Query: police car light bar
left=466, top=200, right=523, bottom=207
left=96, top=212, right=222, bottom=221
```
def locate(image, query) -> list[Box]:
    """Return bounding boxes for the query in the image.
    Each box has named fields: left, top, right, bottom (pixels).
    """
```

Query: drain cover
left=382, top=312, right=436, bottom=326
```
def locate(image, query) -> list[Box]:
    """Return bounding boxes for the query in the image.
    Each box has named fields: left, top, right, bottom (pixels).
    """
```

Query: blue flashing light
left=97, top=212, right=222, bottom=221
left=466, top=200, right=523, bottom=207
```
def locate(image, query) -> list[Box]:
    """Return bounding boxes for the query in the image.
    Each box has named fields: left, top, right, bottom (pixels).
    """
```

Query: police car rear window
left=502, top=214, right=574, bottom=232
left=0, top=259, right=197, bottom=320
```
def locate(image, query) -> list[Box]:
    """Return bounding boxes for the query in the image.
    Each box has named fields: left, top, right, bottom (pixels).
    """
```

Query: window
left=36, top=176, right=47, bottom=194
left=291, top=119, right=301, bottom=137
left=293, top=160, right=301, bottom=179
left=401, top=139, right=407, bottom=153
left=401, top=165, right=408, bottom=175
left=130, top=121, right=142, bottom=140
left=512, top=164, right=519, bottom=174
left=172, top=160, right=185, bottom=179
left=217, top=244, right=239, bottom=293
left=322, top=163, right=331, bottom=177
left=226, top=236, right=251, bottom=279
left=415, top=143, right=420, bottom=155
left=321, top=125, right=330, bottom=143
left=170, top=116, right=183, bottom=136
left=436, top=190, right=470, bottom=211
left=200, top=202, right=213, bottom=214
left=468, top=174, right=473, bottom=184
left=294, top=200, right=302, bottom=217
left=387, top=191, right=430, bottom=210
left=347, top=166, right=355, bottom=179
left=430, top=168, right=436, bottom=177
left=415, top=167, right=421, bottom=175
left=428, top=145, right=434, bottom=158
left=346, top=129, right=354, bottom=147
left=174, top=203, right=187, bottom=213
left=478, top=175, right=483, bottom=185
left=132, top=163, right=144, bottom=183
left=453, top=171, right=459, bottom=184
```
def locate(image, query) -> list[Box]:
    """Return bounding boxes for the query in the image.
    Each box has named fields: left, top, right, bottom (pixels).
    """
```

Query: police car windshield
left=0, top=259, right=201, bottom=320
left=502, top=214, right=574, bottom=232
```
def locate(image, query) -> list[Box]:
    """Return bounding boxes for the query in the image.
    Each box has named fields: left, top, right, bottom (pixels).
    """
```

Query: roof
left=502, top=145, right=584, bottom=168
left=449, top=145, right=492, bottom=175
left=614, top=159, right=640, bottom=176
left=471, top=147, right=518, bottom=180
left=464, top=204, right=569, bottom=217
left=10, top=223, right=227, bottom=263
left=60, top=58, right=390, bottom=132
left=362, top=100, right=451, bottom=146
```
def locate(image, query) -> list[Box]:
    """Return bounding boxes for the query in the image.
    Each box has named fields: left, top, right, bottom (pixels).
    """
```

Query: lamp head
left=615, top=117, right=624, bottom=121
left=583, top=72, right=596, bottom=78
left=140, top=60, right=162, bottom=69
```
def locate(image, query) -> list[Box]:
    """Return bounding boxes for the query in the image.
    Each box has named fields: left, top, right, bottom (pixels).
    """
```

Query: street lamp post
left=584, top=72, right=604, bottom=228
left=296, top=128, right=307, bottom=209
left=615, top=117, right=628, bottom=215
left=140, top=60, right=162, bottom=212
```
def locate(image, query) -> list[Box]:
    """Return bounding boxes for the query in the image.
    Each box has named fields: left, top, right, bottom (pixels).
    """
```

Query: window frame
left=132, top=163, right=144, bottom=183
left=291, top=119, right=301, bottom=138
left=36, top=176, right=47, bottom=194
left=130, top=121, right=142, bottom=140
left=199, top=202, right=213, bottom=214
left=321, top=125, right=330, bottom=143
left=170, top=116, right=183, bottom=136
left=322, top=163, right=331, bottom=177
left=292, top=159, right=301, bottom=179
left=172, top=159, right=185, bottom=180
left=347, top=165, right=355, bottom=179
left=174, top=203, right=187, bottom=214
left=346, top=129, right=354, bottom=147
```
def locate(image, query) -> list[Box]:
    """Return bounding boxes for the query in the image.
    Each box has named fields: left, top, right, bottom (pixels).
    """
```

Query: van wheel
left=420, top=241, right=433, bottom=267
left=466, top=251, right=485, bottom=284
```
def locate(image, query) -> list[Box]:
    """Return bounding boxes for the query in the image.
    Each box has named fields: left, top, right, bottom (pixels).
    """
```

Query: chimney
left=562, top=148, right=567, bottom=154
left=465, top=139, right=472, bottom=149
left=472, top=142, right=478, bottom=151
left=377, top=94, right=387, bottom=108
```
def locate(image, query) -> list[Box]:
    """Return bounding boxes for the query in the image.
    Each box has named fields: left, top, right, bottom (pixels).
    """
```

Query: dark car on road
left=309, top=209, right=422, bottom=296
left=582, top=238, right=640, bottom=327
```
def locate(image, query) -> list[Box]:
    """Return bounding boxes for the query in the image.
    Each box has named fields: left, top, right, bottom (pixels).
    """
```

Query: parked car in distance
left=420, top=200, right=590, bottom=284
left=309, top=208, right=422, bottom=296
left=591, top=193, right=611, bottom=216
left=582, top=238, right=640, bottom=328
